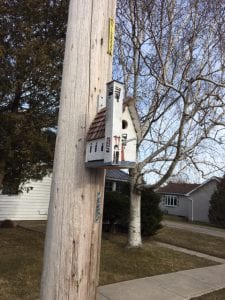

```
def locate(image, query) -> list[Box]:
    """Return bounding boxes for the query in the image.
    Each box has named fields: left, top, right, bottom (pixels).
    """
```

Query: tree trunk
left=128, top=168, right=142, bottom=247
left=40, top=1, right=116, bottom=299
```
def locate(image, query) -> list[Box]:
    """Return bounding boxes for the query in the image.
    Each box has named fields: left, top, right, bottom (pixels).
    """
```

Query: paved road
left=163, top=220, right=225, bottom=239
left=97, top=264, right=225, bottom=300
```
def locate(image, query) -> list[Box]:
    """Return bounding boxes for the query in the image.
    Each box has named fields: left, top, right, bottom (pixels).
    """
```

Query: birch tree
left=115, top=0, right=225, bottom=247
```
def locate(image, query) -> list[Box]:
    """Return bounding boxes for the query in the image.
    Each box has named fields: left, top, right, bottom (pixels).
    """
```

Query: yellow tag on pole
left=108, top=18, right=115, bottom=56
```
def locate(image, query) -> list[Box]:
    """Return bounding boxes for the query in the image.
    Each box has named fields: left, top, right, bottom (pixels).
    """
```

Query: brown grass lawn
left=154, top=227, right=225, bottom=259
left=0, top=227, right=44, bottom=300
left=163, top=215, right=225, bottom=230
left=99, top=234, right=216, bottom=285
left=0, top=225, right=218, bottom=299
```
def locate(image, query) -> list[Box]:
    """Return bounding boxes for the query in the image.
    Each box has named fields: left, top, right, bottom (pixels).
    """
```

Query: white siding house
left=0, top=175, right=51, bottom=221
left=0, top=170, right=129, bottom=221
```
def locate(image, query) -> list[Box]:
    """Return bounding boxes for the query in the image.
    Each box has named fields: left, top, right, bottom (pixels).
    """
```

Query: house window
left=89, top=143, right=92, bottom=153
left=105, top=181, right=113, bottom=192
left=162, top=195, right=178, bottom=207
left=95, top=143, right=98, bottom=152
left=116, top=182, right=124, bottom=192
left=101, top=143, right=104, bottom=151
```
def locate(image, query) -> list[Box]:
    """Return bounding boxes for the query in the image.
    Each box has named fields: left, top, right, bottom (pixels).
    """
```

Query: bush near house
left=208, top=175, right=225, bottom=228
left=141, top=189, right=163, bottom=236
left=103, top=191, right=129, bottom=233
left=103, top=189, right=162, bottom=236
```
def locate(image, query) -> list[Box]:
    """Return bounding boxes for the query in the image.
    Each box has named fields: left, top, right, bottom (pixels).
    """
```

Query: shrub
left=0, top=219, right=16, bottom=228
left=103, top=189, right=162, bottom=236
left=141, top=189, right=163, bottom=236
left=208, top=176, right=225, bottom=228
left=103, top=191, right=129, bottom=233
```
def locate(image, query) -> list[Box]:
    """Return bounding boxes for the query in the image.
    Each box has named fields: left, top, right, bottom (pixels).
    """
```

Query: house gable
left=186, top=177, right=220, bottom=196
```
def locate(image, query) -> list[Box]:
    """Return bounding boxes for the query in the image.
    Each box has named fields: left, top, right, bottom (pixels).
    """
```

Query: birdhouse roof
left=86, top=98, right=136, bottom=142
left=86, top=108, right=106, bottom=141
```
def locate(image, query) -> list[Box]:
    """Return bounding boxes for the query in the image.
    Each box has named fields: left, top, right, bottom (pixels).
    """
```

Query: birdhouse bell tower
left=104, top=81, right=124, bottom=164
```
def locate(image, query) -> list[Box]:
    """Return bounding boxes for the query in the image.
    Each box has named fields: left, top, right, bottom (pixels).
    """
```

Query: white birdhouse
left=85, top=80, right=137, bottom=169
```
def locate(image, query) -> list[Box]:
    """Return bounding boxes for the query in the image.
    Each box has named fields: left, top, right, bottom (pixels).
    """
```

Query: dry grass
left=0, top=225, right=217, bottom=299
left=154, top=227, right=225, bottom=259
left=163, top=215, right=225, bottom=230
left=99, top=233, right=216, bottom=285
left=163, top=214, right=188, bottom=223
left=0, top=227, right=44, bottom=300
left=191, top=288, right=225, bottom=300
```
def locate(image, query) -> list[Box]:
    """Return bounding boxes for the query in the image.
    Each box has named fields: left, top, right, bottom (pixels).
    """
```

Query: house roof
left=86, top=98, right=135, bottom=142
left=157, top=182, right=200, bottom=195
left=106, top=169, right=129, bottom=182
left=186, top=176, right=220, bottom=196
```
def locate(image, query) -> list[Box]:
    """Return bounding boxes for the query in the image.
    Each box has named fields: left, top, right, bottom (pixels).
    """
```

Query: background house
left=0, top=170, right=129, bottom=221
left=105, top=169, right=129, bottom=193
left=158, top=177, right=220, bottom=223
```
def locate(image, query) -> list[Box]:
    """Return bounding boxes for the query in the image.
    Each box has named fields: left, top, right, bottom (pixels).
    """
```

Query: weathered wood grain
left=40, top=1, right=116, bottom=299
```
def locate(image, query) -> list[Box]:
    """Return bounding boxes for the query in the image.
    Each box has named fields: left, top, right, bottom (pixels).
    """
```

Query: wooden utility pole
left=40, top=1, right=116, bottom=299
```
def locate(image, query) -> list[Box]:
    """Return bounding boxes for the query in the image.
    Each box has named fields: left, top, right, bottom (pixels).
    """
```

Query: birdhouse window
left=108, top=87, right=113, bottom=96
left=115, top=87, right=121, bottom=102
left=122, top=120, right=128, bottom=129
left=113, top=145, right=119, bottom=164
left=95, top=143, right=98, bottom=152
left=122, top=133, right=127, bottom=146
left=106, top=137, right=110, bottom=153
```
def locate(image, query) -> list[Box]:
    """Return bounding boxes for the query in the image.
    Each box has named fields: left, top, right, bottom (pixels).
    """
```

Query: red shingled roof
left=86, top=98, right=135, bottom=142
left=86, top=108, right=106, bottom=141
left=157, top=182, right=200, bottom=195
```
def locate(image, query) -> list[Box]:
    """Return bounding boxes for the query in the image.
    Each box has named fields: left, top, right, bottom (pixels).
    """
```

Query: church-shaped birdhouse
left=85, top=81, right=137, bottom=169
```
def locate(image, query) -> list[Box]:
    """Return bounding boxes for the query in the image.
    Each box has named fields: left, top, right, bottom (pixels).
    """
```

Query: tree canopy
left=115, top=0, right=225, bottom=186
left=114, top=0, right=225, bottom=247
left=0, top=0, right=69, bottom=193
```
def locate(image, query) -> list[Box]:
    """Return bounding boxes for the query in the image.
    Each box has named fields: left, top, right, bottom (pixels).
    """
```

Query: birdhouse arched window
left=122, top=120, right=128, bottom=129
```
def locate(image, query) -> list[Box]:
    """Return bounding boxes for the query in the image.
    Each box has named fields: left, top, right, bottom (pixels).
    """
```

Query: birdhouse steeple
left=104, top=81, right=124, bottom=164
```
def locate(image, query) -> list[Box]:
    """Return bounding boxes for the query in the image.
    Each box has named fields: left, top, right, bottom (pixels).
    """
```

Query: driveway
left=163, top=220, right=225, bottom=239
